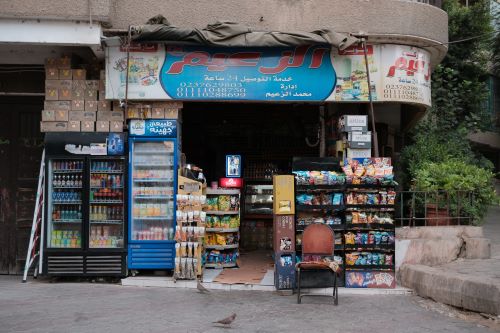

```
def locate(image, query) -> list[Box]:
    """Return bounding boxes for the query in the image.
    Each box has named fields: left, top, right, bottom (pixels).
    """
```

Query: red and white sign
left=219, top=178, right=243, bottom=188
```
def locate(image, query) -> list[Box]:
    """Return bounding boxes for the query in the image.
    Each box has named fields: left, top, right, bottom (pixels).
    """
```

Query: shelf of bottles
left=89, top=160, right=125, bottom=249
left=48, top=159, right=84, bottom=248
left=131, top=141, right=175, bottom=241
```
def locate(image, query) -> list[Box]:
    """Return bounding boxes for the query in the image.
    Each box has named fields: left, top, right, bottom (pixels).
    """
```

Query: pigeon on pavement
left=213, top=313, right=237, bottom=326
left=197, top=281, right=210, bottom=293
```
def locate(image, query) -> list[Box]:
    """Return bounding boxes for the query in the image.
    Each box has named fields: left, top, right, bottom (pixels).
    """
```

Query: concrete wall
left=0, top=0, right=448, bottom=43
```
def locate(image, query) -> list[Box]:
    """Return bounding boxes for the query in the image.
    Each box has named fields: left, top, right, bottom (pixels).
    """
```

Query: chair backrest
left=302, top=223, right=335, bottom=256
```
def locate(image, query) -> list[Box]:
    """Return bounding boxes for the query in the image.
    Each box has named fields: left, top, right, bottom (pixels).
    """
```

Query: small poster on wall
left=226, top=155, right=241, bottom=178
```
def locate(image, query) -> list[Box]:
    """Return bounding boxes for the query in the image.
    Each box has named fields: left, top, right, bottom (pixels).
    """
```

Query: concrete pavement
left=0, top=275, right=496, bottom=333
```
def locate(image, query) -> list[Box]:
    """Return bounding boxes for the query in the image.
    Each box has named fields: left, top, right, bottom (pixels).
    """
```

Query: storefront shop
left=37, top=38, right=431, bottom=289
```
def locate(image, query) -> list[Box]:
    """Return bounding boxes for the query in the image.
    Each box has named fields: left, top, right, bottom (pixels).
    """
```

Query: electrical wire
left=420, top=29, right=499, bottom=48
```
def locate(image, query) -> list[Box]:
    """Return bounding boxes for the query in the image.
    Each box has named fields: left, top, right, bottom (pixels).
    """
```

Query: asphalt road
left=0, top=276, right=497, bottom=333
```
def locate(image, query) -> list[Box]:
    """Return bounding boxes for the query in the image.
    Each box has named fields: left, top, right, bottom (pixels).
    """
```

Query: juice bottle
left=153, top=204, right=160, bottom=217
left=147, top=204, right=154, bottom=217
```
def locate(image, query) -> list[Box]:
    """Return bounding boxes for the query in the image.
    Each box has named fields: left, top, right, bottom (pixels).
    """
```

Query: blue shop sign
left=160, top=45, right=336, bottom=101
left=129, top=119, right=177, bottom=137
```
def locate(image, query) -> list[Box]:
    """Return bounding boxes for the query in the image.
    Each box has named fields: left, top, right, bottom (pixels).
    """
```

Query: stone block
left=399, top=238, right=463, bottom=267
left=464, top=237, right=491, bottom=259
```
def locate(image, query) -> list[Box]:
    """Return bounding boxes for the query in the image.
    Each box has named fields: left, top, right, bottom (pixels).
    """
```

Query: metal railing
left=400, top=0, right=443, bottom=8
left=395, top=190, right=475, bottom=227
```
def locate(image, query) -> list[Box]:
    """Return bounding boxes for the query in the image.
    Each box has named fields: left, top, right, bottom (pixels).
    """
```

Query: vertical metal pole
left=362, top=39, right=379, bottom=157
left=124, top=26, right=132, bottom=116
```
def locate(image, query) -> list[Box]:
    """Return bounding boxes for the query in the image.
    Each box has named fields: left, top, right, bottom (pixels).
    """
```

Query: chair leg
left=333, top=273, right=338, bottom=306
left=297, top=268, right=301, bottom=304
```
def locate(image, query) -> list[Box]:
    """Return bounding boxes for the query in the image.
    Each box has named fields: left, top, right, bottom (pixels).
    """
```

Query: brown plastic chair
left=296, top=223, right=339, bottom=305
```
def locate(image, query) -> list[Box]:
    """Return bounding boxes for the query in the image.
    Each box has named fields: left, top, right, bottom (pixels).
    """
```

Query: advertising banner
left=106, top=43, right=431, bottom=106
left=128, top=119, right=177, bottom=137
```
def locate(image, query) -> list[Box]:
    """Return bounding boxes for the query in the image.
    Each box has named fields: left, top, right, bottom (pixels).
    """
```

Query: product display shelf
left=344, top=244, right=395, bottom=250
left=205, top=243, right=239, bottom=250
left=346, top=265, right=395, bottom=270
left=204, top=210, right=239, bottom=215
left=296, top=184, right=345, bottom=191
left=342, top=160, right=396, bottom=288
left=174, top=175, right=206, bottom=280
left=293, top=159, right=347, bottom=287
left=204, top=187, right=241, bottom=269
left=345, top=223, right=395, bottom=230
left=205, top=227, right=239, bottom=233
left=296, top=204, right=345, bottom=211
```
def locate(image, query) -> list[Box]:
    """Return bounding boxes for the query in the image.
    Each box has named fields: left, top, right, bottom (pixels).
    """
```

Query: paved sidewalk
left=0, top=275, right=496, bottom=333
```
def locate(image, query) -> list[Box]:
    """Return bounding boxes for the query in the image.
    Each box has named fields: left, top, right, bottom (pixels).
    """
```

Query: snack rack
left=174, top=174, right=206, bottom=279
left=342, top=158, right=396, bottom=288
left=292, top=157, right=346, bottom=287
left=203, top=188, right=241, bottom=268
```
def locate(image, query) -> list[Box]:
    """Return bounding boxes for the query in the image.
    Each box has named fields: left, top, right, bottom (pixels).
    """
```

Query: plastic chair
left=296, top=223, right=340, bottom=305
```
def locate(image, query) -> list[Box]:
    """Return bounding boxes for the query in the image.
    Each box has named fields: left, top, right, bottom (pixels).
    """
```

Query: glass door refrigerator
left=128, top=120, right=178, bottom=270
left=43, top=155, right=127, bottom=277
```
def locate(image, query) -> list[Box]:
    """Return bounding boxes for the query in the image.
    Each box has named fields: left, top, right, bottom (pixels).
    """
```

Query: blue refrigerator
left=127, top=119, right=178, bottom=270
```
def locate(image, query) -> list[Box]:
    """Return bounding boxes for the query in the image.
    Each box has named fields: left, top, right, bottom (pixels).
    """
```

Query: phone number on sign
left=383, top=84, right=424, bottom=101
left=176, top=86, right=246, bottom=98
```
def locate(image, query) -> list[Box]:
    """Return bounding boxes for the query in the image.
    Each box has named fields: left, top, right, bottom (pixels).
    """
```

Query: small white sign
left=129, top=119, right=145, bottom=135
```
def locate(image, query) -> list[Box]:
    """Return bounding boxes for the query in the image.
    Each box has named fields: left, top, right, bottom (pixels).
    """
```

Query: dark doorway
left=0, top=96, right=44, bottom=274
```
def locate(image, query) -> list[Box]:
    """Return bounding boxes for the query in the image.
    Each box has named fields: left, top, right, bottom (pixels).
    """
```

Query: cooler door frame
left=43, top=155, right=88, bottom=276
left=87, top=156, right=128, bottom=254
left=127, top=137, right=178, bottom=269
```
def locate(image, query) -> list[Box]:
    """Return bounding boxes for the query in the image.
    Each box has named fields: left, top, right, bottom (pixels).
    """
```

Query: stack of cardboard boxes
left=273, top=175, right=296, bottom=290
left=41, top=57, right=124, bottom=133
left=338, top=115, right=371, bottom=159
left=123, top=101, right=182, bottom=120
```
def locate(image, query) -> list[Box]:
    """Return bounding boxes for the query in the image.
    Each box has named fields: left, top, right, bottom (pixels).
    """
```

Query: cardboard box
left=99, top=80, right=105, bottom=91
left=85, top=80, right=99, bottom=90
left=67, top=121, right=81, bottom=132
left=59, top=69, right=72, bottom=80
left=274, top=253, right=296, bottom=290
left=72, top=88, right=85, bottom=100
left=164, top=108, right=179, bottom=119
left=151, top=107, right=164, bottom=119
left=45, top=67, right=58, bottom=80
left=81, top=121, right=95, bottom=132
left=85, top=89, right=98, bottom=101
left=71, top=100, right=85, bottom=111
left=273, top=215, right=295, bottom=253
left=126, top=108, right=140, bottom=119
left=110, top=121, right=123, bottom=132
left=273, top=175, right=295, bottom=215
left=57, top=56, right=72, bottom=69
left=347, top=131, right=372, bottom=148
left=59, top=80, right=73, bottom=89
left=97, top=100, right=111, bottom=111
left=154, top=101, right=183, bottom=109
left=45, top=88, right=58, bottom=100
left=96, top=120, right=110, bottom=132
left=339, top=115, right=368, bottom=132
left=99, top=69, right=105, bottom=80
left=40, top=121, right=67, bottom=132
left=45, top=80, right=61, bottom=89
left=345, top=270, right=396, bottom=288
left=346, top=148, right=372, bottom=159
left=98, top=90, right=106, bottom=101
left=58, top=88, right=72, bottom=100
left=85, top=100, right=98, bottom=112
left=41, top=110, right=55, bottom=121
left=97, top=111, right=124, bottom=121
left=54, top=110, right=69, bottom=121
left=72, top=69, right=86, bottom=80
left=44, top=101, right=71, bottom=110
left=45, top=58, right=57, bottom=67
left=72, top=80, right=86, bottom=90
left=69, top=111, right=96, bottom=121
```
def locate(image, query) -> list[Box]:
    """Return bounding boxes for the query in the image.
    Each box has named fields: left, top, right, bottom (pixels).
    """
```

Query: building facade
left=0, top=0, right=448, bottom=274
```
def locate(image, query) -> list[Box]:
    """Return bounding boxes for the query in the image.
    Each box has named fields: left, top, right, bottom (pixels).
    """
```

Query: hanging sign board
left=106, top=44, right=431, bottom=106
left=129, top=119, right=177, bottom=137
